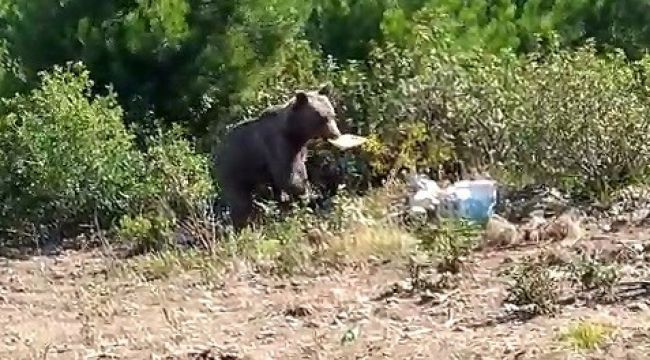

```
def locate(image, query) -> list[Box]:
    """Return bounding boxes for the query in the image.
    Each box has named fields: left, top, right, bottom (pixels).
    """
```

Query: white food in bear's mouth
left=328, top=134, right=367, bottom=150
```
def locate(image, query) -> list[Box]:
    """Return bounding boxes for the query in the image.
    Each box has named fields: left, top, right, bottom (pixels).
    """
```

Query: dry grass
left=323, top=223, right=418, bottom=262
left=560, top=320, right=616, bottom=351
left=2, top=191, right=650, bottom=359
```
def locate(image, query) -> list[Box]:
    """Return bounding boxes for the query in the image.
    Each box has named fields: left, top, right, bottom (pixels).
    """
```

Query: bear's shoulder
left=226, top=103, right=288, bottom=132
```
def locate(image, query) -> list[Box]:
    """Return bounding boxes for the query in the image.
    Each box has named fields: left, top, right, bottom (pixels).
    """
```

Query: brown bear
left=213, top=83, right=342, bottom=230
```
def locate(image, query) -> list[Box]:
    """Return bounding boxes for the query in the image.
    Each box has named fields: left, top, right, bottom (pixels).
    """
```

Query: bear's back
left=214, top=106, right=290, bottom=187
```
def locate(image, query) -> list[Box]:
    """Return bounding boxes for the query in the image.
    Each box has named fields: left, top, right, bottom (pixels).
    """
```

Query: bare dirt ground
left=2, top=227, right=650, bottom=359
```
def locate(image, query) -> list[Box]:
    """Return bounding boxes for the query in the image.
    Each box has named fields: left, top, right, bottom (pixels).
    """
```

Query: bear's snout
left=322, top=118, right=342, bottom=139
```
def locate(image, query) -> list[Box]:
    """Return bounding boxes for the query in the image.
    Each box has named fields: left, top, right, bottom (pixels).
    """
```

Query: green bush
left=505, top=257, right=560, bottom=315
left=505, top=44, right=650, bottom=195
left=408, top=217, right=481, bottom=273
left=338, top=38, right=650, bottom=197
left=217, top=13, right=650, bottom=202
left=116, top=210, right=175, bottom=252
left=138, top=125, right=215, bottom=216
left=0, top=62, right=215, bottom=246
left=115, top=126, right=215, bottom=251
left=242, top=22, right=520, bottom=188
left=5, top=0, right=650, bottom=207
left=0, top=62, right=145, bottom=240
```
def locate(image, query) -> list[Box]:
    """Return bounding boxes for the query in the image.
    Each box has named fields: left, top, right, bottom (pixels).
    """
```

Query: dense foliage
left=0, top=0, right=649, bottom=245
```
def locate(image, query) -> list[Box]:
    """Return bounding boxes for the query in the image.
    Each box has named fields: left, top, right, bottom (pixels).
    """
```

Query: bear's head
left=286, top=83, right=342, bottom=143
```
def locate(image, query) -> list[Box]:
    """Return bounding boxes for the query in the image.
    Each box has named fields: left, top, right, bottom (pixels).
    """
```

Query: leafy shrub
left=409, top=218, right=481, bottom=273
left=116, top=210, right=175, bottom=252
left=247, top=19, right=650, bottom=201
left=505, top=257, right=560, bottom=315
left=5, top=0, right=650, bottom=212
left=384, top=38, right=650, bottom=196
left=138, top=125, right=215, bottom=216
left=568, top=251, right=620, bottom=300
left=0, top=62, right=216, bottom=247
left=0, top=62, right=145, bottom=241
left=505, top=44, right=650, bottom=195
left=114, top=123, right=215, bottom=252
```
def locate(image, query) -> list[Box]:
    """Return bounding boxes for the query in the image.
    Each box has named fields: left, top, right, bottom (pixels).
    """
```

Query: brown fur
left=213, top=83, right=342, bottom=230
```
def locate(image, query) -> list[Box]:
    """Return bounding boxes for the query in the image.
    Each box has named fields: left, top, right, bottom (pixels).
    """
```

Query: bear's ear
left=294, top=91, right=309, bottom=107
left=317, top=82, right=332, bottom=95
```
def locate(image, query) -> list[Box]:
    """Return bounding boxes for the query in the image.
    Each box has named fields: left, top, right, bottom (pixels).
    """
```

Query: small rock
left=420, top=289, right=448, bottom=305
left=305, top=320, right=319, bottom=328
left=335, top=311, right=349, bottom=320
left=290, top=279, right=305, bottom=287
left=483, top=214, right=519, bottom=248
left=503, top=303, right=520, bottom=313
left=397, top=280, right=413, bottom=293
left=330, top=288, right=345, bottom=300
left=255, top=329, right=276, bottom=340
left=627, top=302, right=649, bottom=312
left=632, top=209, right=650, bottom=224
left=284, top=304, right=314, bottom=318
left=631, top=243, right=644, bottom=253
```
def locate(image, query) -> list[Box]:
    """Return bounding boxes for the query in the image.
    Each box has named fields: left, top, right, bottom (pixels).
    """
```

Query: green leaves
left=0, top=62, right=214, bottom=243
left=0, top=62, right=141, bottom=231
left=506, top=45, right=650, bottom=194
left=3, top=0, right=650, bottom=149
left=0, top=0, right=312, bottom=137
left=1, top=0, right=650, bottom=242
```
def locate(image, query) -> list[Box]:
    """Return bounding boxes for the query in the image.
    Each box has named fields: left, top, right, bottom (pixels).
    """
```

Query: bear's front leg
left=223, top=187, right=254, bottom=232
left=264, top=140, right=310, bottom=200
left=271, top=185, right=291, bottom=203
left=268, top=157, right=308, bottom=198
left=289, top=160, right=310, bottom=197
